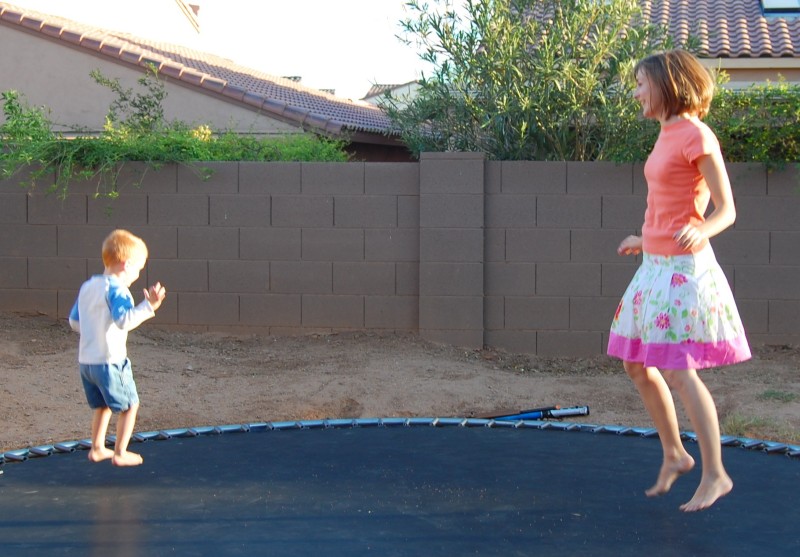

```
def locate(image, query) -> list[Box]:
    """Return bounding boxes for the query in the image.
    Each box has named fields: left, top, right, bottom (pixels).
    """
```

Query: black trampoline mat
left=1, top=421, right=798, bottom=556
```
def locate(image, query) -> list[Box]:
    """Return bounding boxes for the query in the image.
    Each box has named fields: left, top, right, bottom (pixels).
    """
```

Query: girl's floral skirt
left=607, top=245, right=751, bottom=370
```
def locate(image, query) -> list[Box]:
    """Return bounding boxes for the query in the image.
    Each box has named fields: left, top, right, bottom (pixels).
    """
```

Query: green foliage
left=386, top=0, right=673, bottom=160
left=0, top=68, right=348, bottom=198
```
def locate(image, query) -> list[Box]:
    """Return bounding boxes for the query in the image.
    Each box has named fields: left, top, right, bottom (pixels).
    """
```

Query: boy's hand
left=144, top=282, right=166, bottom=311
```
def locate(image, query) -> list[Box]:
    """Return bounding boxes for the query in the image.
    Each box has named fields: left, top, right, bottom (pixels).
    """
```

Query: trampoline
left=1, top=417, right=799, bottom=557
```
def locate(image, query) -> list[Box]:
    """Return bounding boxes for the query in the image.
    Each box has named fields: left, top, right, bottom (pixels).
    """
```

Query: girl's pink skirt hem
left=607, top=332, right=751, bottom=370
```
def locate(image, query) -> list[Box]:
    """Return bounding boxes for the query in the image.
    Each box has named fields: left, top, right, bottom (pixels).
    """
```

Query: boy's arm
left=68, top=300, right=80, bottom=332
left=107, top=283, right=156, bottom=331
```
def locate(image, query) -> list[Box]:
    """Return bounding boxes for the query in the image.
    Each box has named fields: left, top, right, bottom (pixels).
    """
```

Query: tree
left=385, top=0, right=674, bottom=160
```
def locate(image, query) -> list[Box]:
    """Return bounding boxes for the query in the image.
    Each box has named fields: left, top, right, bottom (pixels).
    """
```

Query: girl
left=608, top=50, right=751, bottom=512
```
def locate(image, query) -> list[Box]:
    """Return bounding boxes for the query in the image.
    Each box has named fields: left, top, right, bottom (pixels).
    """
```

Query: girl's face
left=633, top=69, right=662, bottom=120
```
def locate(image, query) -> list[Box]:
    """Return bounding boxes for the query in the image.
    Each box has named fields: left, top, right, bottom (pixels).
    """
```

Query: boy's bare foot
left=112, top=451, right=144, bottom=467
left=87, top=447, right=114, bottom=462
left=645, top=453, right=695, bottom=497
left=680, top=474, right=733, bottom=512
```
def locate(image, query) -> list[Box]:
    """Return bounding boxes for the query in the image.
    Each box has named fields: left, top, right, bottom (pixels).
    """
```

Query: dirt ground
left=1, top=310, right=798, bottom=452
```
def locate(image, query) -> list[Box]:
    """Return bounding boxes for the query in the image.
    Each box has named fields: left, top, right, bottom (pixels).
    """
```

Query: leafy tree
left=386, top=0, right=673, bottom=160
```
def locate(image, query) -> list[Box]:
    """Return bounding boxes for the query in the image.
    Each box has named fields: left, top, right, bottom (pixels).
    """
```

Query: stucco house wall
left=1, top=156, right=798, bottom=357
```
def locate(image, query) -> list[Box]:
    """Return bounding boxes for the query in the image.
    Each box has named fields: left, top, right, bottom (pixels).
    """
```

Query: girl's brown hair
left=634, top=49, right=715, bottom=120
left=102, top=229, right=148, bottom=267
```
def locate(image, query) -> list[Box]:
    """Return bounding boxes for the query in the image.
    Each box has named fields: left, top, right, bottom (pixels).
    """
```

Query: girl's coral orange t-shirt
left=641, top=117, right=718, bottom=256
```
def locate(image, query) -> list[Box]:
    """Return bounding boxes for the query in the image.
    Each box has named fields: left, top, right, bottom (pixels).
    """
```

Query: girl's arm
left=673, top=150, right=736, bottom=250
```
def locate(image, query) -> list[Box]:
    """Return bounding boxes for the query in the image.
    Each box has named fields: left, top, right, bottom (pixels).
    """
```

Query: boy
left=69, top=229, right=166, bottom=466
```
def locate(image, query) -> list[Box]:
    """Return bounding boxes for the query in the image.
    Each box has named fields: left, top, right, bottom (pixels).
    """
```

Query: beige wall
left=0, top=24, right=300, bottom=135
left=1, top=157, right=798, bottom=357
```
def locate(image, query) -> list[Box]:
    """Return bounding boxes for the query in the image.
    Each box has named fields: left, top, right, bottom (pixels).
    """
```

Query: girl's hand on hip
left=673, top=224, right=706, bottom=250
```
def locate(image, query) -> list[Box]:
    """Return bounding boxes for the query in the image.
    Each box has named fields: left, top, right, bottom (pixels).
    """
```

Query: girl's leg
left=662, top=369, right=733, bottom=512
left=624, top=361, right=695, bottom=496
left=112, top=402, right=143, bottom=467
left=88, top=407, right=114, bottom=462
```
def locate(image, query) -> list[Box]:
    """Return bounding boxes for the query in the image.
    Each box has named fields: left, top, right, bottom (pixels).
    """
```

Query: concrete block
left=148, top=293, right=177, bottom=324
left=333, top=262, right=395, bottom=295
left=567, top=162, right=633, bottom=194
left=178, top=293, right=239, bottom=325
left=179, top=227, right=240, bottom=259
left=484, top=330, right=537, bottom=354
left=209, top=260, right=270, bottom=293
left=272, top=195, right=333, bottom=227
left=240, top=228, right=301, bottom=261
left=364, top=296, right=418, bottom=329
left=0, top=257, right=27, bottom=288
left=88, top=195, right=148, bottom=226
left=485, top=161, right=502, bottom=194
left=365, top=162, right=418, bottom=195
left=148, top=195, right=209, bottom=226
left=57, top=226, right=111, bottom=258
left=735, top=266, right=800, bottom=300
left=420, top=152, right=484, bottom=194
left=302, top=228, right=364, bottom=261
left=572, top=230, right=631, bottom=263
left=0, top=224, right=56, bottom=256
left=420, top=262, right=483, bottom=296
left=711, top=231, right=770, bottom=265
left=419, top=295, right=483, bottom=329
left=601, top=263, right=639, bottom=297
left=485, top=262, right=536, bottom=296
left=139, top=228, right=179, bottom=259
left=504, top=296, right=569, bottom=330
left=28, top=192, right=86, bottom=224
left=736, top=299, right=768, bottom=334
left=398, top=196, right=420, bottom=229
left=0, top=192, right=26, bottom=223
left=537, top=263, right=601, bottom=296
left=484, top=295, right=504, bottom=329
left=239, top=294, right=302, bottom=326
left=365, top=229, right=419, bottom=262
left=727, top=163, right=767, bottom=195
left=485, top=229, right=506, bottom=262
left=537, top=331, right=604, bottom=357
left=485, top=194, right=537, bottom=228
left=147, top=260, right=208, bottom=292
left=570, top=297, right=619, bottom=331
left=210, top=195, right=270, bottom=226
left=501, top=161, right=566, bottom=194
left=420, top=229, right=483, bottom=263
left=420, top=194, right=483, bottom=228
left=239, top=162, right=301, bottom=194
left=768, top=300, right=800, bottom=334
left=115, top=163, right=177, bottom=193
left=770, top=232, right=800, bottom=265
left=420, top=328, right=484, bottom=349
left=335, top=195, right=398, bottom=228
left=270, top=261, right=332, bottom=294
left=302, top=162, right=364, bottom=194
left=632, top=163, right=647, bottom=194
left=766, top=166, right=800, bottom=196
left=537, top=195, right=601, bottom=228
left=505, top=229, right=570, bottom=263
left=302, top=295, right=364, bottom=328
left=395, top=262, right=419, bottom=295
left=178, top=162, right=238, bottom=193
left=601, top=195, right=646, bottom=229
left=735, top=196, right=800, bottom=230
left=0, top=289, right=57, bottom=315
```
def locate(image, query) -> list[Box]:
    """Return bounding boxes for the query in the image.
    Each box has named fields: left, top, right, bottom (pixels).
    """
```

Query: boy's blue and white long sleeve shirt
left=69, top=275, right=155, bottom=365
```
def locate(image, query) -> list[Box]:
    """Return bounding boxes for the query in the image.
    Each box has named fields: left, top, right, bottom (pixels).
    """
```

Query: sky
left=10, top=0, right=433, bottom=100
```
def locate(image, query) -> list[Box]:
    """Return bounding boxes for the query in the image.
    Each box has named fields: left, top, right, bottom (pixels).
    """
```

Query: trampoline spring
left=53, top=441, right=79, bottom=453
left=3, top=449, right=29, bottom=462
left=28, top=446, right=55, bottom=457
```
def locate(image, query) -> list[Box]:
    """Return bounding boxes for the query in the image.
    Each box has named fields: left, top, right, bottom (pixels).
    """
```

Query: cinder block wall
left=1, top=156, right=798, bottom=355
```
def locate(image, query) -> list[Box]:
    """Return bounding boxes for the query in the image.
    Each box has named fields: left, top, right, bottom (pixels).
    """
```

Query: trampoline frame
left=3, top=416, right=800, bottom=467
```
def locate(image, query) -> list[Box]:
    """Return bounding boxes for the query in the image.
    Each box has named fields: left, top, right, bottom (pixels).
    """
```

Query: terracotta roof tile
left=642, top=0, right=800, bottom=58
left=0, top=2, right=393, bottom=136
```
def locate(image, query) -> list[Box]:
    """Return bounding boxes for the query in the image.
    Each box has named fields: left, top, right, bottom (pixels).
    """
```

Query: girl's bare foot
left=645, top=453, right=695, bottom=497
left=112, top=451, right=144, bottom=467
left=680, top=474, right=733, bottom=512
left=87, top=447, right=114, bottom=462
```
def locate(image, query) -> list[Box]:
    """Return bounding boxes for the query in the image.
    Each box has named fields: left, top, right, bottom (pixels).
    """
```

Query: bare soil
left=1, top=311, right=798, bottom=452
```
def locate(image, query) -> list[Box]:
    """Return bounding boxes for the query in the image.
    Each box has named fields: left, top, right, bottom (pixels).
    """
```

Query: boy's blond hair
left=102, top=229, right=148, bottom=267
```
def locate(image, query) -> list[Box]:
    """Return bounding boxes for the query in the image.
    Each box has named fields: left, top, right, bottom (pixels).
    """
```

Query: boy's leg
left=112, top=402, right=143, bottom=467
left=624, top=362, right=695, bottom=496
left=663, top=369, right=733, bottom=512
left=88, top=407, right=114, bottom=462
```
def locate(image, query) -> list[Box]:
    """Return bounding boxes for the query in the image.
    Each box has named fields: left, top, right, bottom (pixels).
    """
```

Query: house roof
left=0, top=2, right=395, bottom=138
left=642, top=0, right=800, bottom=58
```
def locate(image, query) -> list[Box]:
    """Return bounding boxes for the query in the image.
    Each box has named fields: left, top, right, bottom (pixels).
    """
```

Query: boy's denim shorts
left=80, top=358, right=139, bottom=412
